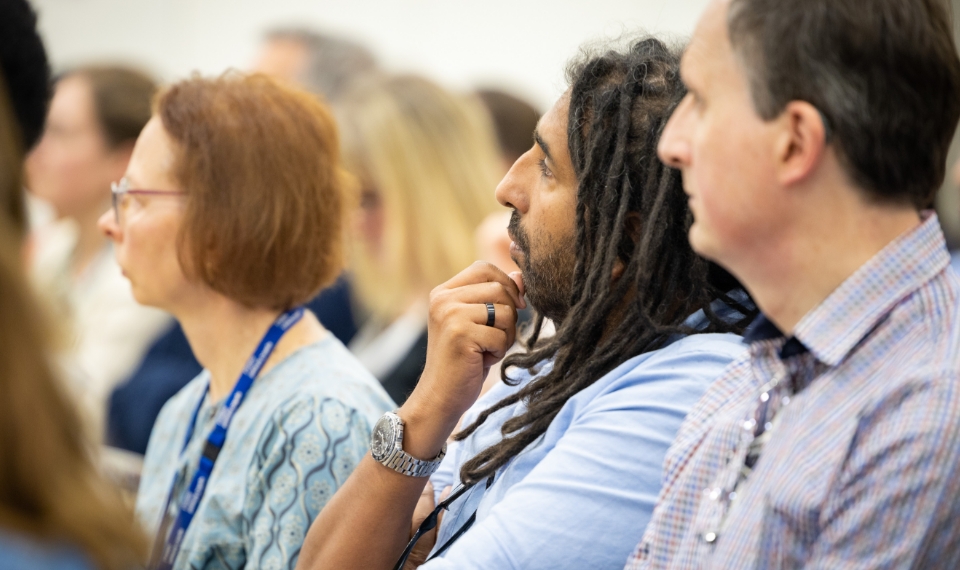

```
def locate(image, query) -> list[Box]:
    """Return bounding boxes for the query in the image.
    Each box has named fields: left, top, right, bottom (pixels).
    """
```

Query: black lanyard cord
left=392, top=477, right=491, bottom=570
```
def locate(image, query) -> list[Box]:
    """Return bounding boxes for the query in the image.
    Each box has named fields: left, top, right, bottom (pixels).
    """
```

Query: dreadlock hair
left=454, top=36, right=756, bottom=485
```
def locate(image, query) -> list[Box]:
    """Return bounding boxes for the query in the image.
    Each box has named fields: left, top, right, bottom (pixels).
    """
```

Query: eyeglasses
left=110, top=177, right=184, bottom=226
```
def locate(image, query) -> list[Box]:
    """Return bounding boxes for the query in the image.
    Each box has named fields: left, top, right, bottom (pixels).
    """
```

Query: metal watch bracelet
left=380, top=444, right=447, bottom=478
left=371, top=411, right=447, bottom=477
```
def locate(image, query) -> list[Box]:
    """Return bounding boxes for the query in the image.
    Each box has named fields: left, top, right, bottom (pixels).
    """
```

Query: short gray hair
left=264, top=27, right=378, bottom=102
left=728, top=0, right=960, bottom=209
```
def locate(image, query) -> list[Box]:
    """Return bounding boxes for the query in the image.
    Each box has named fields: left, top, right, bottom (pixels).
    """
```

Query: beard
left=508, top=210, right=576, bottom=323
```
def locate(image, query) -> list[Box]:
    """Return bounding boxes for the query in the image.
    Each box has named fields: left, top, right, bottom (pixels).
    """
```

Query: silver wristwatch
left=370, top=411, right=446, bottom=477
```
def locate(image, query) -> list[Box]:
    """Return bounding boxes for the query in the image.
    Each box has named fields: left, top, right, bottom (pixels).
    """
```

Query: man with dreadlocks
left=297, top=37, right=753, bottom=570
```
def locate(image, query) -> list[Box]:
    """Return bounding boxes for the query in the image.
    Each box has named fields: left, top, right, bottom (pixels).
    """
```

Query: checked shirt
left=626, top=213, right=960, bottom=569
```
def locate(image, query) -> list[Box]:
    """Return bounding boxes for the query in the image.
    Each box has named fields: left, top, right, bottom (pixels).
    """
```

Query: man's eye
left=538, top=158, right=553, bottom=178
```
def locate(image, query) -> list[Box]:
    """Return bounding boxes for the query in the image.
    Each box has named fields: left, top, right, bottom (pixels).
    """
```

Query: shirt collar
left=743, top=314, right=809, bottom=360
left=779, top=212, right=948, bottom=367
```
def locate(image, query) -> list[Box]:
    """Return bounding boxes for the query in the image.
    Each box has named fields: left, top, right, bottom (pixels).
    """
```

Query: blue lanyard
left=152, top=307, right=305, bottom=570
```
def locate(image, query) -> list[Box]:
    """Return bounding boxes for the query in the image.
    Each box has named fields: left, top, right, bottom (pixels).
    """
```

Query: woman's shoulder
left=141, top=370, right=209, bottom=470
left=254, top=336, right=394, bottom=419
left=153, top=370, right=210, bottom=422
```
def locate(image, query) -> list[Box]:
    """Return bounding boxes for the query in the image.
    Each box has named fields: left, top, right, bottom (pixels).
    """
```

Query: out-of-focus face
left=356, top=184, right=386, bottom=261
left=657, top=0, right=784, bottom=270
left=252, top=38, right=309, bottom=85
left=98, top=117, right=193, bottom=310
left=495, top=95, right=577, bottom=323
left=26, top=75, right=128, bottom=220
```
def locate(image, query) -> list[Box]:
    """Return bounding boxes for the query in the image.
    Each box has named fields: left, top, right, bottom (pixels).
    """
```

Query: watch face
left=371, top=415, right=395, bottom=460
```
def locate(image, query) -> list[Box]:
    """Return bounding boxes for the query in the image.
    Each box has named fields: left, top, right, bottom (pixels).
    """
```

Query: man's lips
left=506, top=227, right=523, bottom=258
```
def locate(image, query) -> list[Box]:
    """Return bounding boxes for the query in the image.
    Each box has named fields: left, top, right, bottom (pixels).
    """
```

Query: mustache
left=507, top=210, right=530, bottom=254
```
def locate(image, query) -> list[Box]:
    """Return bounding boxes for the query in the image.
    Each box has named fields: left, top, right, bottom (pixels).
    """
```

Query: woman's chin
left=128, top=284, right=160, bottom=310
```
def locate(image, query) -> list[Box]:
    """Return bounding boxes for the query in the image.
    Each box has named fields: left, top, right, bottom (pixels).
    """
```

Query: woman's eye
left=130, top=194, right=150, bottom=209
left=360, top=189, right=381, bottom=210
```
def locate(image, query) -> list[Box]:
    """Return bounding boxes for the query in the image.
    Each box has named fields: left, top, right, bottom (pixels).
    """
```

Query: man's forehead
left=539, top=93, right=569, bottom=128
left=535, top=96, right=569, bottom=145
left=681, top=0, right=733, bottom=84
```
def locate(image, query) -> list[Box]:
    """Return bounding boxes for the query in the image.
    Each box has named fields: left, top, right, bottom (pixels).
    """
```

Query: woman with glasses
left=98, top=73, right=394, bottom=570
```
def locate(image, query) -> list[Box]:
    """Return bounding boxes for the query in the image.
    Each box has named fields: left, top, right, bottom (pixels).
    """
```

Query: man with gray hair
left=627, top=0, right=960, bottom=568
left=253, top=27, right=378, bottom=102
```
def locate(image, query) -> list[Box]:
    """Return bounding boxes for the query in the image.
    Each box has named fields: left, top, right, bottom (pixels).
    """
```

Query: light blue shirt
left=0, top=531, right=91, bottom=570
left=136, top=336, right=394, bottom=570
left=424, top=326, right=746, bottom=570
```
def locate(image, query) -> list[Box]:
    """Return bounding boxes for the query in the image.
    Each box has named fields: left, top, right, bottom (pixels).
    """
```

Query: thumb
left=508, top=271, right=526, bottom=308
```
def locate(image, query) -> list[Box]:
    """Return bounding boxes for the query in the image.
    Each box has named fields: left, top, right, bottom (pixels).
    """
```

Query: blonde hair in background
left=340, top=75, right=503, bottom=321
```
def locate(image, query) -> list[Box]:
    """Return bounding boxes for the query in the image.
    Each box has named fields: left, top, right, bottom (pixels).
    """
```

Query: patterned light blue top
left=135, top=335, right=394, bottom=570
left=422, top=310, right=747, bottom=569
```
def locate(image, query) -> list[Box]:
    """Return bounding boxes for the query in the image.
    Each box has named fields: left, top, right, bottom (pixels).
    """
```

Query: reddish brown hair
left=156, top=72, right=347, bottom=310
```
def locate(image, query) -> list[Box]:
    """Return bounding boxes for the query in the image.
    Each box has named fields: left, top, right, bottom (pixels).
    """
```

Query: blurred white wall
left=28, top=0, right=709, bottom=111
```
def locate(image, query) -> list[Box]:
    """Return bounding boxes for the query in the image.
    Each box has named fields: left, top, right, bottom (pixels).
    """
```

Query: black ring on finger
left=485, top=302, right=496, bottom=327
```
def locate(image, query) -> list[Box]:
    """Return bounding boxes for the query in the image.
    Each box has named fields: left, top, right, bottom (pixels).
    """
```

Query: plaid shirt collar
left=744, top=212, right=949, bottom=367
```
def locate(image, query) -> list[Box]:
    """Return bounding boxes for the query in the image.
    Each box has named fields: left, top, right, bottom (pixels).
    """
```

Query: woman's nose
left=98, top=208, right=121, bottom=242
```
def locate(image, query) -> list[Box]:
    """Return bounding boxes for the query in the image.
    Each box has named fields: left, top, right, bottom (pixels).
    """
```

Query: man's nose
left=658, top=98, right=693, bottom=169
left=494, top=150, right=532, bottom=213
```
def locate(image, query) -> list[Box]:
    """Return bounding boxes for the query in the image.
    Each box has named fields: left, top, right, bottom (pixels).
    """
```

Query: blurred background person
left=102, top=73, right=392, bottom=569
left=24, top=64, right=172, bottom=438
left=475, top=88, right=541, bottom=172
left=0, top=0, right=49, bottom=236
left=250, top=26, right=384, bottom=349
left=339, top=75, right=503, bottom=404
left=0, top=2, right=148, bottom=568
left=253, top=26, right=379, bottom=103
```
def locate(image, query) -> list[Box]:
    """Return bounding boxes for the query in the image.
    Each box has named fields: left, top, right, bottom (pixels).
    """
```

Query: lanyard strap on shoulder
left=152, top=307, right=305, bottom=570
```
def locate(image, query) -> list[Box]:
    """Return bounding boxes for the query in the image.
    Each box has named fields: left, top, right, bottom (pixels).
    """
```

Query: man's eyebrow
left=533, top=129, right=552, bottom=163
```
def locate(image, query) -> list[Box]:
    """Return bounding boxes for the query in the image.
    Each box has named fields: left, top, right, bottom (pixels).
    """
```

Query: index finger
left=443, top=261, right=526, bottom=309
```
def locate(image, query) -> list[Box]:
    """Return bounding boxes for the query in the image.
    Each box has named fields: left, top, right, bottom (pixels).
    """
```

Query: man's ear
left=624, top=212, right=642, bottom=244
left=774, top=101, right=828, bottom=187
left=612, top=212, right=643, bottom=280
